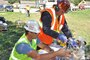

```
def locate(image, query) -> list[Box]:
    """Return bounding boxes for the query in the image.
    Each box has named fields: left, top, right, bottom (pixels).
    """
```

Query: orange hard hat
left=57, top=0, right=70, bottom=12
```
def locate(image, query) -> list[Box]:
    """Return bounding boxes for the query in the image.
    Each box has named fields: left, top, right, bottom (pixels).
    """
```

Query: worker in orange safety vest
left=38, top=0, right=73, bottom=46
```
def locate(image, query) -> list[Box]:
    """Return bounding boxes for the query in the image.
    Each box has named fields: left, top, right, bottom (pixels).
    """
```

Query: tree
left=19, top=0, right=21, bottom=4
left=85, top=0, right=90, bottom=1
left=8, top=0, right=19, bottom=4
left=8, top=0, right=15, bottom=4
left=70, top=0, right=82, bottom=6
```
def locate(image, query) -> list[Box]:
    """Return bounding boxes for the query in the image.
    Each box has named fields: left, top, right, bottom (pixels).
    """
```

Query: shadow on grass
left=0, top=21, right=24, bottom=60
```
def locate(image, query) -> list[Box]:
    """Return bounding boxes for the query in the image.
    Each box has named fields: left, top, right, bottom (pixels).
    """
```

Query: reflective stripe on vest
left=59, top=14, right=65, bottom=32
left=40, top=8, right=65, bottom=32
left=39, top=8, right=56, bottom=30
left=9, top=33, right=37, bottom=60
left=38, top=8, right=65, bottom=45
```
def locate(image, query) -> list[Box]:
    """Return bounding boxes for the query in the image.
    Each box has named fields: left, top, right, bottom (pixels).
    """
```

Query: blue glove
left=69, top=38, right=78, bottom=47
left=57, top=34, right=68, bottom=43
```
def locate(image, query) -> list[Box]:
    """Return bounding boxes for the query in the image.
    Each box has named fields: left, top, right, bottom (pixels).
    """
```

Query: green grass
left=0, top=12, right=40, bottom=22
left=65, top=9, right=90, bottom=44
left=0, top=9, right=90, bottom=44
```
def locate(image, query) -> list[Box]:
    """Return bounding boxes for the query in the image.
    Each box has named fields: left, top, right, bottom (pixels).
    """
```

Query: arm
left=16, top=43, right=71, bottom=60
left=61, top=20, right=73, bottom=39
left=27, top=48, right=71, bottom=60
left=41, top=11, right=59, bottom=38
left=36, top=39, right=54, bottom=52
left=37, top=38, right=52, bottom=52
left=37, top=42, right=54, bottom=52
left=27, top=50, right=58, bottom=60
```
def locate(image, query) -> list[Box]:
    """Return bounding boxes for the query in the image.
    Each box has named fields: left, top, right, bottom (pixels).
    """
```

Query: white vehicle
left=39, top=0, right=57, bottom=10
left=46, top=1, right=57, bottom=8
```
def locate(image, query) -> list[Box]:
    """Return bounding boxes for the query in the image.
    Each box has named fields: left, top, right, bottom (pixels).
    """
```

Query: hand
left=43, top=45, right=54, bottom=53
left=57, top=34, right=68, bottom=43
left=68, top=38, right=78, bottom=48
left=57, top=48, right=72, bottom=57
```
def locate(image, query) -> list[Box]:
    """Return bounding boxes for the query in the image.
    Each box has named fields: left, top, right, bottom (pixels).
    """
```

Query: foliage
left=0, top=21, right=24, bottom=60
left=85, top=42, right=90, bottom=56
left=7, top=0, right=36, bottom=4
left=70, top=0, right=82, bottom=5
left=8, top=0, right=19, bottom=4
left=22, top=0, right=32, bottom=1
left=85, top=0, right=90, bottom=1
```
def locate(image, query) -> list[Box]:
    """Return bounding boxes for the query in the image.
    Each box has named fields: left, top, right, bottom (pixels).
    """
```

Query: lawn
left=0, top=9, right=90, bottom=45
left=65, top=9, right=90, bottom=45
left=0, top=9, right=90, bottom=60
left=0, top=12, right=40, bottom=22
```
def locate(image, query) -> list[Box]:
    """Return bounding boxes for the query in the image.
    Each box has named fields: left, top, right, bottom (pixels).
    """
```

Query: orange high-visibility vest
left=38, top=8, right=65, bottom=45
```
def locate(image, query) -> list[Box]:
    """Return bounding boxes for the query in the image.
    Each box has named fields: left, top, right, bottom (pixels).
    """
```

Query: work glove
left=57, top=34, right=68, bottom=43
left=67, top=38, right=78, bottom=49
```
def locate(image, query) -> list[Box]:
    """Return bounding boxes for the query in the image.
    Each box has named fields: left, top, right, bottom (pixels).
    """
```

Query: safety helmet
left=57, top=0, right=70, bottom=12
left=0, top=22, right=7, bottom=31
left=0, top=17, right=7, bottom=31
left=24, top=20, right=40, bottom=33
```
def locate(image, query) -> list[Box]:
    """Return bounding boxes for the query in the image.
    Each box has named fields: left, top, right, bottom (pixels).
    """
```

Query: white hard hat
left=0, top=21, right=7, bottom=31
left=0, top=21, right=3, bottom=25
left=24, top=20, right=40, bottom=33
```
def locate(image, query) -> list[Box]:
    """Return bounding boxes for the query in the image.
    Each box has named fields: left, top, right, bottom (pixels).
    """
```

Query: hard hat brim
left=24, top=26, right=40, bottom=33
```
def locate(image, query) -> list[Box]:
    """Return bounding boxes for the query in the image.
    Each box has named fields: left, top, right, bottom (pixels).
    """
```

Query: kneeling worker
left=9, top=20, right=71, bottom=60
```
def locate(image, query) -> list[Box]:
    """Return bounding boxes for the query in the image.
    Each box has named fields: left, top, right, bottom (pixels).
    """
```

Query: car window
left=6, top=6, right=13, bottom=8
left=0, top=5, right=3, bottom=8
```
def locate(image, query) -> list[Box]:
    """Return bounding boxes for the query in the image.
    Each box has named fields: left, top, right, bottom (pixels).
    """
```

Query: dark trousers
left=26, top=10, right=30, bottom=17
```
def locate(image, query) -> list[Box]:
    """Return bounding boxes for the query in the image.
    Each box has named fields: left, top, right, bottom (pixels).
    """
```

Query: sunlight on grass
left=65, top=9, right=90, bottom=44
left=0, top=12, right=40, bottom=22
left=0, top=9, right=90, bottom=44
